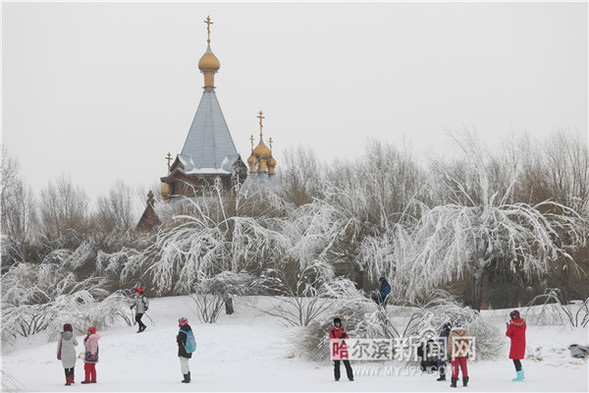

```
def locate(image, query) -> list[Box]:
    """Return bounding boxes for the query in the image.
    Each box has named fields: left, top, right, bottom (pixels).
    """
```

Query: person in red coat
left=329, top=317, right=354, bottom=382
left=506, top=309, right=526, bottom=382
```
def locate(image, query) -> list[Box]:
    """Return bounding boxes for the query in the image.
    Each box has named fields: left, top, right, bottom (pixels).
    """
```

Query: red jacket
left=329, top=326, right=348, bottom=340
left=506, top=317, right=526, bottom=359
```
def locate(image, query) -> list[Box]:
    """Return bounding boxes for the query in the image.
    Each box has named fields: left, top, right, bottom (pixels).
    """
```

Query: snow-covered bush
left=525, top=288, right=589, bottom=328
left=257, top=263, right=365, bottom=327
left=190, top=272, right=257, bottom=323
left=2, top=290, right=131, bottom=344
left=401, top=296, right=503, bottom=361
left=1, top=260, right=132, bottom=345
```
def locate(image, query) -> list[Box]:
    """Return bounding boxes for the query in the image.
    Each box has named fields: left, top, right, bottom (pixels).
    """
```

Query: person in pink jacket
left=81, top=326, right=101, bottom=384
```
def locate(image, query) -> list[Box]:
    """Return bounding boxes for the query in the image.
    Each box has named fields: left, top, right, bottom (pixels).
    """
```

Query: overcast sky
left=3, top=2, right=588, bottom=203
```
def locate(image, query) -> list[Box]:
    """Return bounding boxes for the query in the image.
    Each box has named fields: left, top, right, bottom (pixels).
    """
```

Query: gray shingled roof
left=180, top=90, right=239, bottom=173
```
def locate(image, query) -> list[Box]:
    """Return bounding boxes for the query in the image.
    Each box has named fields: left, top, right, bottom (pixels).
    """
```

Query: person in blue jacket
left=370, top=277, right=391, bottom=307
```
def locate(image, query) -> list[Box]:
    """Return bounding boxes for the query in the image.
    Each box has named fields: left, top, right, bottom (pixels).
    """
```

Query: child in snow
left=57, top=323, right=78, bottom=386
left=437, top=321, right=452, bottom=381
left=506, top=309, right=526, bottom=382
left=81, top=326, right=100, bottom=384
left=176, top=317, right=193, bottom=383
left=329, top=317, right=354, bottom=382
left=447, top=318, right=469, bottom=388
left=130, top=287, right=148, bottom=333
left=370, top=277, right=391, bottom=307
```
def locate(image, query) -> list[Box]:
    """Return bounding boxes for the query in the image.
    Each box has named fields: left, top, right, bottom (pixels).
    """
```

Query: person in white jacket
left=57, top=323, right=78, bottom=386
left=130, top=287, right=149, bottom=333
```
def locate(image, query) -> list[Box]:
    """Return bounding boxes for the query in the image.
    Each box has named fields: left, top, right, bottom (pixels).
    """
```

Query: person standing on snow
left=57, top=323, right=78, bottom=386
left=329, top=317, right=354, bottom=382
left=176, top=317, right=193, bottom=383
left=370, top=276, right=391, bottom=307
left=81, top=326, right=100, bottom=384
left=447, top=318, right=469, bottom=388
left=130, top=287, right=149, bottom=333
left=436, top=321, right=452, bottom=381
left=506, top=309, right=526, bottom=382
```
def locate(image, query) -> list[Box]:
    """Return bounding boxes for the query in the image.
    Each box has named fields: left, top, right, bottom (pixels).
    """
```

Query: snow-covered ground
left=1, top=296, right=587, bottom=392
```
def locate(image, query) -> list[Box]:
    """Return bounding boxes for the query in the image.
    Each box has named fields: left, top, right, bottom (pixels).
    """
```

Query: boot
left=182, top=372, right=191, bottom=383
left=69, top=374, right=75, bottom=385
left=450, top=377, right=457, bottom=388
left=65, top=376, right=71, bottom=386
left=463, top=376, right=469, bottom=386
left=512, top=370, right=524, bottom=382
left=437, top=372, right=446, bottom=381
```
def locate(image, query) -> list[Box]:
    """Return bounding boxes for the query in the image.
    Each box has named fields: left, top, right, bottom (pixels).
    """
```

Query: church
left=136, top=17, right=277, bottom=231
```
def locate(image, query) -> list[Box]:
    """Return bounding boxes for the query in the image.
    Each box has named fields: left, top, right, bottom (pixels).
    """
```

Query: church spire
left=198, top=16, right=220, bottom=90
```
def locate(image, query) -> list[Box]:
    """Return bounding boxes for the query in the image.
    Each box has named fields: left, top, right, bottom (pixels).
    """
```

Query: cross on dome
left=204, top=16, right=213, bottom=43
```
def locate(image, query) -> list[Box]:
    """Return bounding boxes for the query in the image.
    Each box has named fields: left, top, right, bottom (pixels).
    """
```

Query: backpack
left=180, top=329, right=196, bottom=353
left=141, top=295, right=149, bottom=311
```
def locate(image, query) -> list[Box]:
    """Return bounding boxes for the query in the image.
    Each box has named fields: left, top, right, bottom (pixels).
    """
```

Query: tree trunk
left=224, top=297, right=234, bottom=315
left=473, top=267, right=484, bottom=312
left=354, top=265, right=365, bottom=291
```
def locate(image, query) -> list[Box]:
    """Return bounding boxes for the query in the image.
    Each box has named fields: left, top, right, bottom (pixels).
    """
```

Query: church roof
left=180, top=89, right=239, bottom=173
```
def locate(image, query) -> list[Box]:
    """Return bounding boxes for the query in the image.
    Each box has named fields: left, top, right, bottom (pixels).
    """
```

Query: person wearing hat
left=506, top=310, right=526, bottom=382
left=370, top=277, right=391, bottom=307
left=447, top=318, right=469, bottom=388
left=130, top=287, right=149, bottom=333
left=81, top=326, right=100, bottom=384
left=329, top=317, right=354, bottom=382
left=176, top=317, right=193, bottom=383
left=57, top=323, right=78, bottom=386
left=436, top=321, right=452, bottom=381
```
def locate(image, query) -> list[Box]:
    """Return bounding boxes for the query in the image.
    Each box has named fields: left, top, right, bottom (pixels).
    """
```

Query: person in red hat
left=176, top=317, right=194, bottom=383
left=57, top=323, right=78, bottom=386
left=506, top=309, right=526, bottom=382
left=81, top=326, right=100, bottom=384
left=130, top=287, right=149, bottom=333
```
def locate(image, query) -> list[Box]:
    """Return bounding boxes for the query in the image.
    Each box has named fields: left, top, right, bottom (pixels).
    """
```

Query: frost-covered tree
left=405, top=133, right=587, bottom=310
left=143, top=188, right=290, bottom=295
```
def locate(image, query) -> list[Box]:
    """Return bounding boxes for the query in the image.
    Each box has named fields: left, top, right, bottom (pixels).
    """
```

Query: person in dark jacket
left=370, top=277, right=391, bottom=307
left=130, top=287, right=148, bottom=333
left=329, top=317, right=354, bottom=382
left=436, top=321, right=452, bottom=381
left=176, top=317, right=193, bottom=383
left=506, top=309, right=526, bottom=382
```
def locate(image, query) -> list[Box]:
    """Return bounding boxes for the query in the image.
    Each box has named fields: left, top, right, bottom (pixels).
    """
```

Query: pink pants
left=451, top=356, right=468, bottom=378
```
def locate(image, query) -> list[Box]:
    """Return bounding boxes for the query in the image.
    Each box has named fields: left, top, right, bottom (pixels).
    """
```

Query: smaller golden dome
left=247, top=153, right=256, bottom=165
left=267, top=156, right=276, bottom=166
left=198, top=45, right=220, bottom=71
left=253, top=141, right=272, bottom=159
left=161, top=183, right=170, bottom=197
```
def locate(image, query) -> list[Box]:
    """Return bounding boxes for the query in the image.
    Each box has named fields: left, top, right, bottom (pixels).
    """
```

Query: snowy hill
left=2, top=296, right=587, bottom=392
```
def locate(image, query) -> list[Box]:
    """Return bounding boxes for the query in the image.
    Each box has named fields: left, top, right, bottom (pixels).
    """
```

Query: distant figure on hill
left=57, top=323, right=78, bottom=386
left=506, top=309, right=526, bottom=382
left=370, top=277, right=391, bottom=307
left=130, top=287, right=149, bottom=333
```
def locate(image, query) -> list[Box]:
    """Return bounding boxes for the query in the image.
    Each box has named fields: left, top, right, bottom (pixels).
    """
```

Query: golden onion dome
left=247, top=153, right=256, bottom=165
left=161, top=183, right=170, bottom=197
left=253, top=141, right=272, bottom=158
left=198, top=44, right=220, bottom=71
left=267, top=156, right=276, bottom=166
